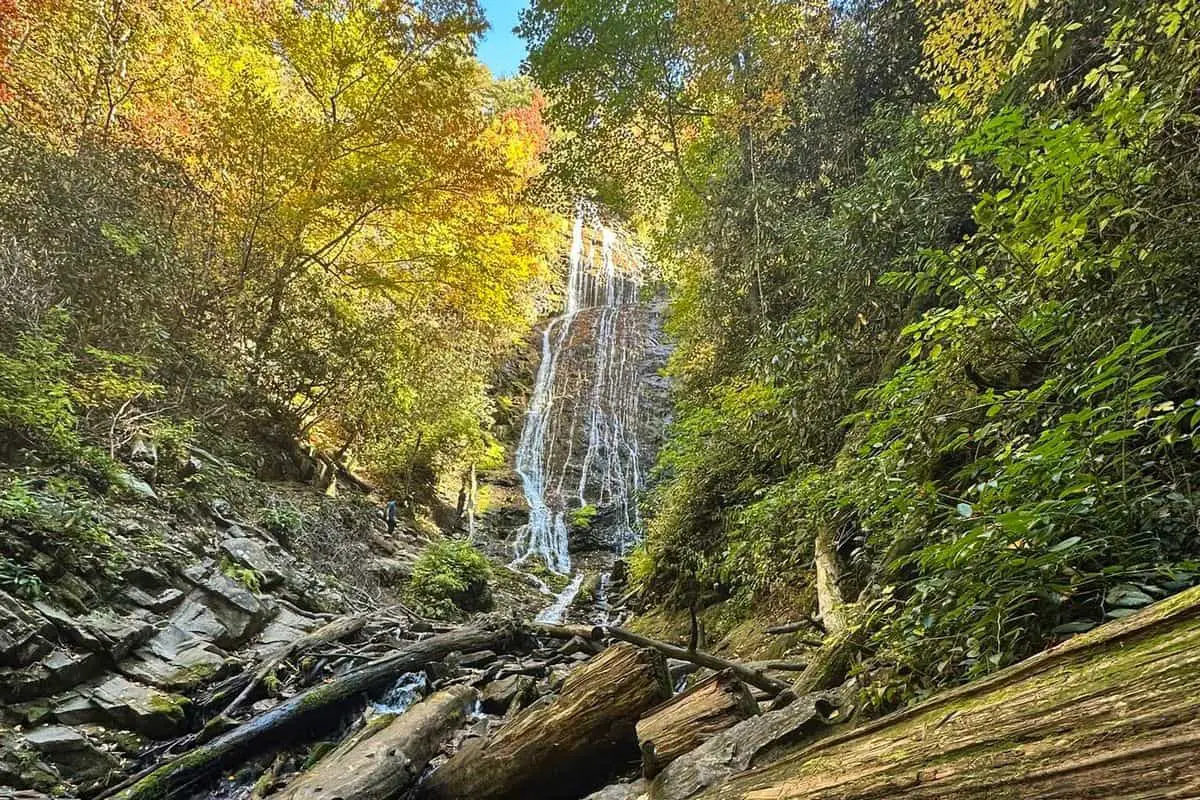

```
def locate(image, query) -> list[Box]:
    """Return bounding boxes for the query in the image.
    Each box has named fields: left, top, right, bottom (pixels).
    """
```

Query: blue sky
left=478, top=0, right=529, bottom=77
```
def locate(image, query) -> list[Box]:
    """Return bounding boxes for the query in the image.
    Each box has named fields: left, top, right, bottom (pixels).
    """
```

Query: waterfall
left=512, top=207, right=651, bottom=575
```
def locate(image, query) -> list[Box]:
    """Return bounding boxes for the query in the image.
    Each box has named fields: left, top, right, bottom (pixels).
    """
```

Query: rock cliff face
left=0, top=447, right=424, bottom=797
left=507, top=212, right=670, bottom=575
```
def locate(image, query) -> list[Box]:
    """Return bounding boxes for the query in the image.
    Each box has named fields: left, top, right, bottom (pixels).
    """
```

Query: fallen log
left=790, top=629, right=853, bottom=695
left=271, top=684, right=477, bottom=800
left=222, top=612, right=370, bottom=717
left=418, top=642, right=672, bottom=800
left=694, top=585, right=1200, bottom=799
left=528, top=621, right=604, bottom=640
left=765, top=620, right=820, bottom=636
left=747, top=660, right=808, bottom=672
left=109, top=617, right=516, bottom=800
left=605, top=627, right=790, bottom=697
left=637, top=670, right=759, bottom=778
left=649, top=690, right=843, bottom=800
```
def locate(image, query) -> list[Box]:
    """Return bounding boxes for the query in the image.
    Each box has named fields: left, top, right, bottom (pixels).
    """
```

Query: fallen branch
left=222, top=613, right=369, bottom=718
left=604, top=626, right=790, bottom=697
left=109, top=618, right=516, bottom=800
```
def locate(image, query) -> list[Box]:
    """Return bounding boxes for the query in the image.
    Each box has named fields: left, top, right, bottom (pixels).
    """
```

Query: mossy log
left=111, top=618, right=516, bottom=800
left=270, top=684, right=477, bottom=800
left=789, top=628, right=853, bottom=696
left=637, top=670, right=759, bottom=777
left=695, top=585, right=1200, bottom=799
left=418, top=642, right=672, bottom=800
left=221, top=612, right=370, bottom=717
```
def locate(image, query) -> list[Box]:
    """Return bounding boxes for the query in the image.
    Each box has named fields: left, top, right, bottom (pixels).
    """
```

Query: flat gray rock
left=23, top=725, right=87, bottom=754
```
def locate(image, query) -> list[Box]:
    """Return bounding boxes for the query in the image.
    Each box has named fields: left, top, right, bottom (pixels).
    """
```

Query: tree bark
left=649, top=690, right=843, bottom=800
left=605, top=627, right=789, bottom=697
left=111, top=618, right=516, bottom=800
left=270, top=685, right=477, bottom=800
left=812, top=524, right=847, bottom=635
left=418, top=642, right=672, bottom=800
left=221, top=612, right=369, bottom=718
left=790, top=629, right=853, bottom=696
left=637, top=670, right=759, bottom=777
left=694, top=585, right=1200, bottom=799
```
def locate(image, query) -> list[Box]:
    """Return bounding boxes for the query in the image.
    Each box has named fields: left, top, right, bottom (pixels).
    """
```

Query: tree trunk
left=812, top=524, right=847, bottom=635
left=110, top=618, right=516, bottom=800
left=418, top=642, right=672, bottom=800
left=637, top=670, right=759, bottom=777
left=790, top=628, right=853, bottom=696
left=649, top=690, right=843, bottom=800
left=694, top=585, right=1200, bottom=799
left=271, top=685, right=477, bottom=800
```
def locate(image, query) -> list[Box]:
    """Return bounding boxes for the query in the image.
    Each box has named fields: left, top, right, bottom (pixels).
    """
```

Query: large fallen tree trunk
left=637, top=670, right=759, bottom=777
left=418, top=642, right=672, bottom=800
left=605, top=627, right=790, bottom=697
left=271, top=684, right=477, bottom=800
left=648, top=690, right=843, bottom=800
left=111, top=617, right=516, bottom=800
left=693, top=585, right=1200, bottom=799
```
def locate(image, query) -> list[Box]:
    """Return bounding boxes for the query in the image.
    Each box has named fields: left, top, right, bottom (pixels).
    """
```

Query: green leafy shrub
left=219, top=556, right=264, bottom=593
left=0, top=476, right=125, bottom=580
left=407, top=538, right=493, bottom=618
left=567, top=504, right=598, bottom=529
left=0, top=555, right=43, bottom=599
left=259, top=501, right=304, bottom=541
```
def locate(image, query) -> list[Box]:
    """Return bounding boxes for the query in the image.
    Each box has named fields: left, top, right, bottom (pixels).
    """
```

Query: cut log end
left=636, top=670, right=760, bottom=777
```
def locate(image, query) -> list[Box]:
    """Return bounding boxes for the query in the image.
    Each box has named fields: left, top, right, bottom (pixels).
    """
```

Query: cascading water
left=512, top=206, right=659, bottom=616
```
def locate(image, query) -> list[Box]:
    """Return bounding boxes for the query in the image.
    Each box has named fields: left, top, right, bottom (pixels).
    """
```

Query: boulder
left=80, top=609, right=158, bottom=660
left=219, top=536, right=289, bottom=589
left=253, top=606, right=323, bottom=655
left=51, top=692, right=105, bottom=727
left=0, top=591, right=54, bottom=668
left=480, top=674, right=536, bottom=715
left=175, top=563, right=275, bottom=649
left=0, top=733, right=60, bottom=794
left=32, top=602, right=158, bottom=660
left=118, top=623, right=229, bottom=690
left=50, top=676, right=189, bottom=738
left=114, top=469, right=158, bottom=501
left=88, top=675, right=189, bottom=738
left=122, top=585, right=184, bottom=613
left=23, top=724, right=87, bottom=754
left=124, top=563, right=173, bottom=591
left=23, top=724, right=122, bottom=794
left=0, top=648, right=103, bottom=703
left=219, top=536, right=337, bottom=612
left=369, top=557, right=413, bottom=583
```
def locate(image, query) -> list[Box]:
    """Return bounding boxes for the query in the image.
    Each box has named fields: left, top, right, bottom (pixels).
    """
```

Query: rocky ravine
left=0, top=442, right=483, bottom=798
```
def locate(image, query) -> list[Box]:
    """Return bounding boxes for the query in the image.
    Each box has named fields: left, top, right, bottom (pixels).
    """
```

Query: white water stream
left=512, top=208, right=650, bottom=622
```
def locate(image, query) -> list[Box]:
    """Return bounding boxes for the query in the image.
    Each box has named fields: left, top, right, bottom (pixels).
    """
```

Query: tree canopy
left=1, top=0, right=560, bottom=489
left=526, top=0, right=1200, bottom=709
